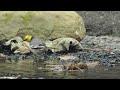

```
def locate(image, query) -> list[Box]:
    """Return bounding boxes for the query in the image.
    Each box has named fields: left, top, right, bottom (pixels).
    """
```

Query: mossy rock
left=0, top=11, right=86, bottom=41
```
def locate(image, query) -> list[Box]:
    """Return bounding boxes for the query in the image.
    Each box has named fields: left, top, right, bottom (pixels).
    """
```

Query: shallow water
left=0, top=59, right=120, bottom=79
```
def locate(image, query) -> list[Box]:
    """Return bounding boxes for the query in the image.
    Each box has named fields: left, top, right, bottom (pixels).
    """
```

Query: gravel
left=81, top=35, right=120, bottom=53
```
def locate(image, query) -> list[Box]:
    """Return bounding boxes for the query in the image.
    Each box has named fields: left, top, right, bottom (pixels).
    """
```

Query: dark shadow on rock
left=0, top=39, right=12, bottom=55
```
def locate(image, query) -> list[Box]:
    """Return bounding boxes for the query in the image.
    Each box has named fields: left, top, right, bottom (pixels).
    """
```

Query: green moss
left=0, top=11, right=86, bottom=42
left=17, top=27, right=34, bottom=38
left=3, top=13, right=14, bottom=24
left=22, top=12, right=34, bottom=25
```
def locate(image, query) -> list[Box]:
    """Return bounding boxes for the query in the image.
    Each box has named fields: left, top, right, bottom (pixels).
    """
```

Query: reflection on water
left=0, top=59, right=120, bottom=79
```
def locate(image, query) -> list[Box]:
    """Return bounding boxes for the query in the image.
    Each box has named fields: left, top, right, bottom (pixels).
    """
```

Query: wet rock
left=4, top=37, right=31, bottom=54
left=0, top=76, right=17, bottom=79
left=0, top=73, right=23, bottom=79
left=38, top=67, right=43, bottom=70
left=51, top=66, right=63, bottom=72
left=15, top=74, right=23, bottom=79
left=22, top=77, right=29, bottom=79
left=85, top=61, right=99, bottom=68
left=67, top=63, right=88, bottom=70
left=58, top=55, right=79, bottom=61
left=104, top=68, right=109, bottom=71
left=108, top=64, right=116, bottom=67
left=0, top=53, right=7, bottom=60
left=38, top=77, right=44, bottom=79
left=45, top=38, right=83, bottom=53
left=58, top=55, right=80, bottom=64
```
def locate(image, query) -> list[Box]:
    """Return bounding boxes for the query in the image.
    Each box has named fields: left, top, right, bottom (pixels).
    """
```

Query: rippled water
left=0, top=59, right=120, bottom=79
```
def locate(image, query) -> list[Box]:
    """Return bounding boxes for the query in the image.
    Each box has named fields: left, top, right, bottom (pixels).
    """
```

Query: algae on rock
left=0, top=11, right=86, bottom=42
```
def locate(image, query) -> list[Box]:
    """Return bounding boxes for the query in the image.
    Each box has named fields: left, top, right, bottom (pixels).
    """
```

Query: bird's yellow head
left=24, top=35, right=32, bottom=42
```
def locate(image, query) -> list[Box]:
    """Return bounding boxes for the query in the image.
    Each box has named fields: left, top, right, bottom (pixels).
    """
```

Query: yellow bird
left=24, top=35, right=32, bottom=42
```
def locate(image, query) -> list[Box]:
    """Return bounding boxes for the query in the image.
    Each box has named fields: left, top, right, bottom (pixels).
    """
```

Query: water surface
left=0, top=59, right=120, bottom=79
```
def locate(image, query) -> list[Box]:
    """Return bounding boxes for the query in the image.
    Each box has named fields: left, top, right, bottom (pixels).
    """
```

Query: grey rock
left=77, top=11, right=120, bottom=36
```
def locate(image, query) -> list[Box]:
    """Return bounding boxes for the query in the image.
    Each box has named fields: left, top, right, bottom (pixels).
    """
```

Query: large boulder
left=0, top=11, right=86, bottom=41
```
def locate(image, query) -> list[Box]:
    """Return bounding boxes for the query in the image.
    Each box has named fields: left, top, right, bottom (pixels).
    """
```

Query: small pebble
left=38, top=77, right=44, bottom=79
left=104, top=69, right=109, bottom=71
left=38, top=67, right=43, bottom=70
